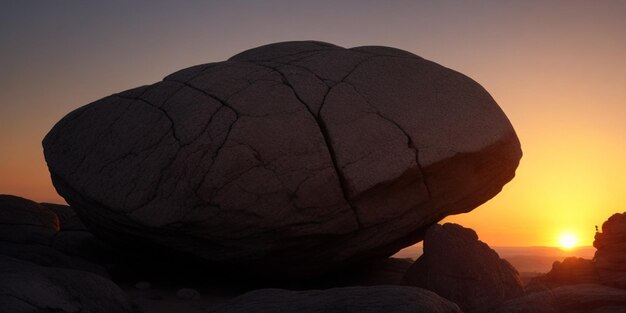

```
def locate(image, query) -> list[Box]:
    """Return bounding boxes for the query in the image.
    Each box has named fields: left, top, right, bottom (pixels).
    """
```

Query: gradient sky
left=1, top=0, right=625, bottom=247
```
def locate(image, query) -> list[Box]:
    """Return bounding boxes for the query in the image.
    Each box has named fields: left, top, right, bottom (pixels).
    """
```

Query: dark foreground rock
left=46, top=202, right=120, bottom=266
left=0, top=195, right=113, bottom=276
left=0, top=195, right=134, bottom=312
left=493, top=284, right=626, bottom=313
left=0, top=256, right=133, bottom=313
left=594, top=212, right=626, bottom=289
left=0, top=194, right=59, bottom=245
left=209, top=286, right=462, bottom=313
left=43, top=40, right=521, bottom=276
left=404, top=223, right=524, bottom=312
left=42, top=202, right=88, bottom=231
left=345, top=257, right=413, bottom=286
left=0, top=242, right=108, bottom=277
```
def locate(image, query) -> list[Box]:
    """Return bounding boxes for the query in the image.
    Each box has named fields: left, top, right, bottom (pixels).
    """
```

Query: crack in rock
left=342, top=82, right=433, bottom=200
left=242, top=61, right=364, bottom=228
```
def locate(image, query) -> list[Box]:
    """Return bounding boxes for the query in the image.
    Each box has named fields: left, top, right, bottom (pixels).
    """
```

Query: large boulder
left=209, top=286, right=462, bottom=313
left=594, top=212, right=626, bottom=288
left=43, top=41, right=521, bottom=275
left=403, top=223, right=524, bottom=312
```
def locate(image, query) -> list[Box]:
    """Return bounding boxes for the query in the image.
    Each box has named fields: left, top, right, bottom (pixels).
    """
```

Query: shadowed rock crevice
left=117, top=91, right=183, bottom=143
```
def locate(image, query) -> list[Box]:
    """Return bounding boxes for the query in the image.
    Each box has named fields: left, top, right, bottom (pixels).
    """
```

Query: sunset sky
left=1, top=1, right=624, bottom=247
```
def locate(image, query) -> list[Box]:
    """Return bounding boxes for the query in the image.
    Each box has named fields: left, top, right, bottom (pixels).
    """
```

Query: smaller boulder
left=0, top=195, right=59, bottom=245
left=403, top=223, right=524, bottom=312
left=209, top=286, right=462, bottom=313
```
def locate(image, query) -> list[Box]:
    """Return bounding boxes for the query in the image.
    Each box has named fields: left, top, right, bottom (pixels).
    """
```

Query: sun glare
left=558, top=232, right=578, bottom=249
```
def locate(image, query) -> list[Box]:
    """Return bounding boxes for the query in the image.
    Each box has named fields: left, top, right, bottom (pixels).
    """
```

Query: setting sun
left=558, top=233, right=579, bottom=249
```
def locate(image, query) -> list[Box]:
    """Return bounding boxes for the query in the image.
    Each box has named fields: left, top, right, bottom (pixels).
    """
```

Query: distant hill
left=393, top=245, right=595, bottom=273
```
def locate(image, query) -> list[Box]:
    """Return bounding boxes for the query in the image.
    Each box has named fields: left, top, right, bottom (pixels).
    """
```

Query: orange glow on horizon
left=444, top=127, right=625, bottom=247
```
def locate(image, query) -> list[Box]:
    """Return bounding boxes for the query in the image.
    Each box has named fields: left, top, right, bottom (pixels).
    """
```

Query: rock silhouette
left=515, top=212, right=626, bottom=312
left=43, top=40, right=521, bottom=275
left=403, top=223, right=524, bottom=312
left=526, top=257, right=600, bottom=291
left=594, top=212, right=626, bottom=289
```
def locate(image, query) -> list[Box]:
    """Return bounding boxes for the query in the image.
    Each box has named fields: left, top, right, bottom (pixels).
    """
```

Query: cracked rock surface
left=43, top=41, right=522, bottom=275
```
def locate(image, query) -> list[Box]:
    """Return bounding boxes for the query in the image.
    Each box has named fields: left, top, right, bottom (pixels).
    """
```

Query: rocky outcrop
left=493, top=284, right=626, bottom=313
left=594, top=212, right=626, bottom=289
left=0, top=256, right=133, bottom=313
left=43, top=41, right=521, bottom=276
left=0, top=194, right=59, bottom=245
left=0, top=195, right=131, bottom=312
left=209, top=286, right=462, bottom=313
left=512, top=211, right=626, bottom=312
left=527, top=257, right=600, bottom=291
left=403, top=223, right=524, bottom=312
left=0, top=195, right=113, bottom=274
left=526, top=212, right=626, bottom=293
